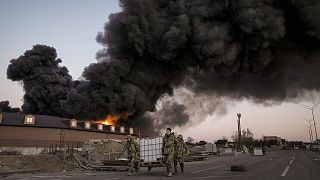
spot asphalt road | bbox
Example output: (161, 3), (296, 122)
(5, 150), (320, 180)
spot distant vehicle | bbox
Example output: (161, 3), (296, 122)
(204, 143), (217, 155)
(253, 147), (264, 156)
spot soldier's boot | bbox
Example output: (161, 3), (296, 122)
(181, 163), (184, 173)
(167, 172), (172, 177)
(127, 171), (132, 176)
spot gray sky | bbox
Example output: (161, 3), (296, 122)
(0, 0), (319, 142)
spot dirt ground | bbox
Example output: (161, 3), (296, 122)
(89, 140), (126, 163)
(0, 154), (78, 173)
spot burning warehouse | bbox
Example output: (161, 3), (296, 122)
(0, 112), (136, 154)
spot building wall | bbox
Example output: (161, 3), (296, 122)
(0, 126), (127, 147)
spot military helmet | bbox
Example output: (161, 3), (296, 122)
(177, 134), (183, 139)
(127, 135), (132, 139)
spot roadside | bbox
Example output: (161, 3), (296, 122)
(0, 153), (78, 175)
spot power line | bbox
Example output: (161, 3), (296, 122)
(298, 103), (320, 141)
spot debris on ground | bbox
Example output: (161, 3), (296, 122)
(0, 154), (78, 173)
(90, 140), (126, 162)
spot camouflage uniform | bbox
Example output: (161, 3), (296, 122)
(174, 135), (188, 173)
(163, 132), (176, 176)
(124, 136), (140, 176)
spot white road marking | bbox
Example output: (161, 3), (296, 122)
(315, 159), (319, 161)
(289, 160), (293, 164)
(192, 165), (225, 173)
(292, 153), (295, 160)
(281, 166), (290, 177)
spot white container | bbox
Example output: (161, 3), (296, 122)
(139, 137), (163, 162)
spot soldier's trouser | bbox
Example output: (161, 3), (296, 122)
(128, 157), (139, 172)
(174, 158), (184, 173)
(180, 162), (184, 173)
(164, 153), (174, 174)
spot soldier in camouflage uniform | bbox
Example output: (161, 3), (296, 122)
(124, 135), (140, 176)
(174, 134), (188, 174)
(162, 128), (176, 177)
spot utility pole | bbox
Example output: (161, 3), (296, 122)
(304, 119), (314, 149)
(299, 103), (319, 141)
(57, 129), (65, 160)
(237, 113), (242, 151)
(58, 129), (65, 151)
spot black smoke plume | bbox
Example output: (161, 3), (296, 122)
(7, 45), (73, 116)
(6, 0), (320, 135)
(0, 101), (21, 113)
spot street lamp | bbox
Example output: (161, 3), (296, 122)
(237, 113), (242, 151)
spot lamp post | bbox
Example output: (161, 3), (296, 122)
(237, 113), (242, 151)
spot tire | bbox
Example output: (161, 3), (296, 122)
(230, 165), (246, 171)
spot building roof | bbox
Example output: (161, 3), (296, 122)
(0, 112), (134, 135)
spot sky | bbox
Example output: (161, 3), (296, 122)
(0, 0), (319, 143)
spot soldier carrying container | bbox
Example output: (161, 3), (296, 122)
(162, 128), (176, 177)
(174, 134), (188, 174)
(123, 135), (140, 176)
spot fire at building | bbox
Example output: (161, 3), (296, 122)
(0, 112), (136, 154)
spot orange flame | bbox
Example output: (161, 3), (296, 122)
(95, 114), (128, 125)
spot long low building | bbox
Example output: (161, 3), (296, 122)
(0, 112), (136, 148)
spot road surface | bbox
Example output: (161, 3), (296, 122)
(4, 150), (320, 180)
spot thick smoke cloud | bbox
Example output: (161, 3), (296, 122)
(0, 101), (21, 113)
(6, 0), (320, 135)
(7, 45), (72, 116)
